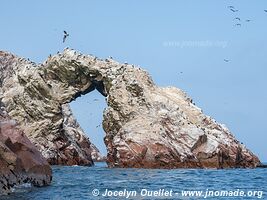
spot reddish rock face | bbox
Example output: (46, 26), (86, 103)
(0, 109), (52, 194)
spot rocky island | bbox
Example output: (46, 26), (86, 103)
(0, 49), (261, 186)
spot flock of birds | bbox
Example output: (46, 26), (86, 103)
(62, 7), (267, 44)
(228, 5), (251, 27)
(223, 6), (267, 62)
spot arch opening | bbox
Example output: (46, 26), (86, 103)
(70, 89), (107, 162)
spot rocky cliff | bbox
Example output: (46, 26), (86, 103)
(0, 49), (261, 168)
(0, 104), (52, 194)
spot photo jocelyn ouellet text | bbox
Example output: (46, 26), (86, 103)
(92, 188), (264, 199)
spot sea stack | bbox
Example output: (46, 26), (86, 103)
(0, 49), (261, 169)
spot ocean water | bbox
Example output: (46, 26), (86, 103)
(1, 162), (266, 200)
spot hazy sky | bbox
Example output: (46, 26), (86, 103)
(1, 1), (266, 161)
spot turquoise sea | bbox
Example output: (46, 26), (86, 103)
(1, 162), (266, 200)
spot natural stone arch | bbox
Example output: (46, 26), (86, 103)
(0, 49), (260, 168)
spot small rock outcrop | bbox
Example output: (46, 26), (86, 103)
(0, 49), (261, 168)
(0, 105), (52, 194)
(89, 143), (106, 162)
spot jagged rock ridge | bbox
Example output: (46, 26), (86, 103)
(0, 49), (261, 168)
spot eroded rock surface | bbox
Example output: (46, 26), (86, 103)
(0, 105), (52, 194)
(0, 49), (261, 168)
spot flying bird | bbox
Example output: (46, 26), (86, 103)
(234, 17), (241, 21)
(230, 9), (238, 12)
(63, 31), (69, 43)
(234, 23), (241, 26)
(224, 59), (230, 62)
(246, 19), (251, 22)
(264, 10), (267, 12)
(228, 6), (235, 9)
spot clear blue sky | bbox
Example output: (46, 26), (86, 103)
(1, 1), (266, 161)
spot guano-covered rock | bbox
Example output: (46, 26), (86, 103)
(0, 49), (261, 169)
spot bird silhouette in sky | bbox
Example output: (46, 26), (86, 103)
(234, 23), (241, 27)
(264, 10), (267, 12)
(230, 9), (238, 12)
(228, 6), (235, 9)
(224, 59), (230, 62)
(246, 19), (251, 22)
(63, 31), (69, 43)
(234, 17), (241, 21)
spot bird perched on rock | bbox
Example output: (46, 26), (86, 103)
(63, 31), (69, 43)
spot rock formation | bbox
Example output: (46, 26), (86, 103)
(0, 49), (261, 168)
(0, 104), (52, 194)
